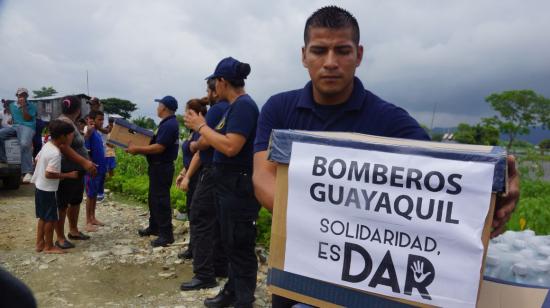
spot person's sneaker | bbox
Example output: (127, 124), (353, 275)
(180, 277), (218, 291)
(22, 173), (32, 184)
(204, 287), (236, 308)
(97, 194), (105, 202)
(150, 237), (174, 247)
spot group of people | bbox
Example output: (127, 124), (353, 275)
(24, 95), (118, 253)
(12, 5), (521, 308)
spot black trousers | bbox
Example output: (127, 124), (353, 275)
(147, 162), (174, 240)
(214, 166), (260, 308)
(190, 166), (227, 281)
(186, 167), (201, 252)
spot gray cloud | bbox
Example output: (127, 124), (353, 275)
(1, 0), (549, 127)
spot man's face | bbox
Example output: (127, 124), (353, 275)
(302, 27), (363, 103)
(157, 103), (166, 118)
(17, 94), (27, 105)
(94, 115), (104, 128)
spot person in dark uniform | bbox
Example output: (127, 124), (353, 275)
(0, 266), (37, 308)
(176, 98), (207, 260)
(185, 57), (260, 308)
(127, 95), (180, 247)
(252, 6), (521, 308)
(179, 80), (230, 291)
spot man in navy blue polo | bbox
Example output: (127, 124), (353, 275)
(253, 6), (520, 308)
(127, 95), (180, 247)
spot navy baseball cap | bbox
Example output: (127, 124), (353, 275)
(205, 57), (247, 80)
(155, 95), (178, 111)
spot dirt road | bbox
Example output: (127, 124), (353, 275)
(0, 185), (271, 307)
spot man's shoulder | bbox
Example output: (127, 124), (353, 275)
(363, 90), (412, 118)
(262, 88), (304, 113)
(162, 116), (179, 129)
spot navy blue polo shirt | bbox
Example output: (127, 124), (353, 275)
(213, 95), (259, 168)
(254, 77), (430, 153)
(199, 100), (230, 166)
(181, 131), (199, 169)
(147, 115), (179, 163)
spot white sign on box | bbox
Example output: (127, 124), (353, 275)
(284, 142), (495, 307)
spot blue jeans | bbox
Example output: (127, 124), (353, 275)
(13, 125), (35, 174)
(0, 127), (17, 162)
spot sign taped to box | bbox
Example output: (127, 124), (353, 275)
(267, 130), (507, 308)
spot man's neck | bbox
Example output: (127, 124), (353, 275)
(312, 81), (354, 106)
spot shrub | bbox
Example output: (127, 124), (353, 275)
(105, 148), (187, 212)
(506, 179), (550, 235)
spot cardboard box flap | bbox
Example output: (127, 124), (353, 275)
(267, 129), (507, 193)
(113, 118), (154, 137)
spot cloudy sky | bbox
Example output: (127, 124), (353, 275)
(1, 0), (549, 127)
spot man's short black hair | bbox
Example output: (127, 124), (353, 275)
(88, 110), (104, 120)
(49, 119), (75, 139)
(304, 6), (360, 45)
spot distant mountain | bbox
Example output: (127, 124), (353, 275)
(431, 126), (549, 145)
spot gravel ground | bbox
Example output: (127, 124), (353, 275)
(0, 184), (271, 307)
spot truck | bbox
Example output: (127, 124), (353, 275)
(1, 93), (91, 190)
(0, 137), (21, 189)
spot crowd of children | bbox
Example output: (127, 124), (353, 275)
(32, 98), (117, 254)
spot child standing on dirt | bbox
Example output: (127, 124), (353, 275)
(84, 110), (106, 232)
(104, 117), (117, 178)
(31, 119), (79, 254)
(97, 117), (117, 202)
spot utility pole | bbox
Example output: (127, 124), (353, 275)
(86, 70), (90, 96)
(430, 101), (438, 131)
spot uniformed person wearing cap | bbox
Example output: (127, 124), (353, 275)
(127, 96), (180, 247)
(185, 57), (260, 308)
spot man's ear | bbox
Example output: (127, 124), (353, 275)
(301, 46), (307, 68)
(356, 44), (364, 67)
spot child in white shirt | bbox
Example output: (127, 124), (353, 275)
(31, 120), (79, 254)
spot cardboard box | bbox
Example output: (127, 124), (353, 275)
(478, 277), (550, 308)
(107, 118), (154, 149)
(266, 130), (508, 308)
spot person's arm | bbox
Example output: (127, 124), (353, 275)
(491, 155), (520, 238)
(126, 142), (165, 155)
(45, 170), (79, 179)
(186, 110), (246, 157)
(184, 110), (247, 157)
(196, 136), (210, 151)
(179, 152), (202, 191)
(98, 126), (110, 134)
(58, 143), (97, 176)
(253, 151), (278, 212)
